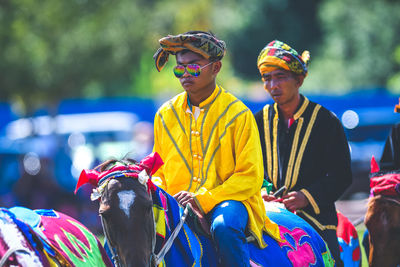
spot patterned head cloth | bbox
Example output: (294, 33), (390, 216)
(257, 40), (310, 76)
(153, 32), (226, 72)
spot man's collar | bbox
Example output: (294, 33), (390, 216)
(184, 85), (220, 111)
(275, 95), (309, 120)
(293, 95), (309, 120)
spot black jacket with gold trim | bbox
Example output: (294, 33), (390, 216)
(380, 122), (400, 171)
(254, 95), (352, 232)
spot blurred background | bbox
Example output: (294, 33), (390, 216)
(1, 0), (400, 235)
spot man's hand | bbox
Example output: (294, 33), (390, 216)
(173, 191), (202, 216)
(282, 191), (309, 211)
(261, 190), (278, 202)
(173, 191), (194, 206)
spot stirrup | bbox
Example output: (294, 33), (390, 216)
(246, 236), (255, 243)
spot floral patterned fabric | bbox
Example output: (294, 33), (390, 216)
(151, 185), (335, 267)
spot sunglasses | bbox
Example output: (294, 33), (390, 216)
(173, 62), (214, 78)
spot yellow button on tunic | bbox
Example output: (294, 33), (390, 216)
(153, 85), (281, 247)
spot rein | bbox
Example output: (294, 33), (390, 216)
(153, 204), (190, 266)
(0, 247), (32, 267)
(100, 214), (121, 267)
(376, 194), (400, 206)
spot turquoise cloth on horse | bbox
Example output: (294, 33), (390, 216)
(1, 206), (112, 267)
(152, 187), (334, 266)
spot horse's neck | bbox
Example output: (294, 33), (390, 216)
(0, 210), (43, 266)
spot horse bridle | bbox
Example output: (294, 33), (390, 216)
(0, 247), (32, 267)
(376, 194), (400, 206)
(99, 195), (157, 267)
(98, 177), (137, 267)
(153, 204), (190, 266)
(98, 176), (191, 267)
(100, 213), (121, 267)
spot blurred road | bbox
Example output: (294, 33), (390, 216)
(336, 198), (368, 226)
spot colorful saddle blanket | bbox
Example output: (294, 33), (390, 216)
(152, 187), (335, 267)
(4, 206), (112, 267)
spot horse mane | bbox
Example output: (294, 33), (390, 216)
(367, 195), (383, 210)
(97, 158), (138, 172)
(367, 195), (400, 212)
(365, 187), (400, 266)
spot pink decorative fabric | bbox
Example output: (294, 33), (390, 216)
(75, 152), (163, 194)
(370, 156), (400, 196)
(37, 210), (112, 267)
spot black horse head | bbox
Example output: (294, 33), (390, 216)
(76, 153), (163, 267)
(100, 173), (155, 267)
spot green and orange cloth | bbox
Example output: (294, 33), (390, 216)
(153, 32), (226, 72)
(257, 40), (310, 76)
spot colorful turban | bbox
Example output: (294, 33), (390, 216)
(153, 32), (226, 72)
(257, 40), (310, 76)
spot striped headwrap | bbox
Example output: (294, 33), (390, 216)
(257, 40), (310, 76)
(153, 32), (226, 72)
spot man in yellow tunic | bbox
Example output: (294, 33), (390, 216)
(152, 31), (280, 266)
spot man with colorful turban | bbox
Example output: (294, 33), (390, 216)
(254, 40), (352, 266)
(152, 31), (281, 267)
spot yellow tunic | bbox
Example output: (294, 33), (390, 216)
(153, 85), (280, 247)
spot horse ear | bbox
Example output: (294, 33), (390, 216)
(74, 169), (101, 194)
(370, 156), (380, 173)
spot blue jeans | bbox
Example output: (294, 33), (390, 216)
(208, 200), (250, 267)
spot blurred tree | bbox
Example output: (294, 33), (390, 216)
(2, 0), (400, 115)
(0, 0), (153, 113)
(0, 0), (220, 114)
(388, 44), (400, 93)
(215, 0), (322, 80)
(305, 0), (400, 93)
(214, 0), (400, 95)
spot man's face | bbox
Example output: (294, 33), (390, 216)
(175, 51), (215, 95)
(261, 69), (303, 106)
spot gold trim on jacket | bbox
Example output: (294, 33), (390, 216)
(262, 97), (321, 193)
